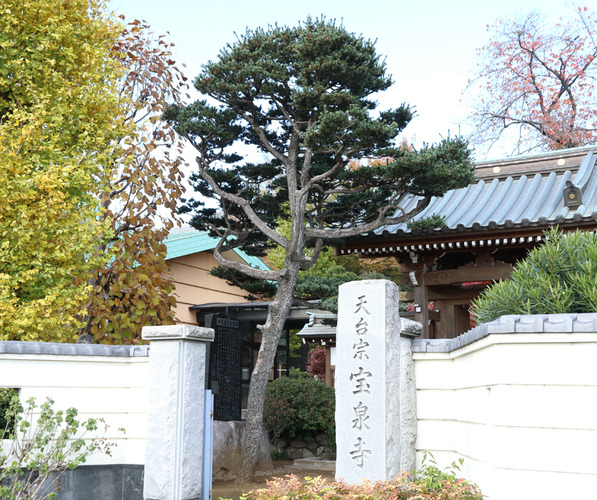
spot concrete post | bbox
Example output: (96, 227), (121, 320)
(142, 325), (214, 500)
(399, 336), (417, 473)
(335, 280), (401, 482)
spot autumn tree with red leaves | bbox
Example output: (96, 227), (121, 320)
(467, 7), (597, 155)
(306, 346), (327, 382)
(78, 20), (188, 343)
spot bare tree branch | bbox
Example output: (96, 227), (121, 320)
(213, 238), (280, 281)
(305, 196), (431, 239)
(195, 158), (290, 249)
(300, 238), (325, 271)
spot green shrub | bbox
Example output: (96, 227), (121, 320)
(0, 388), (18, 438)
(473, 228), (597, 324)
(415, 452), (473, 493)
(0, 396), (123, 500)
(264, 369), (335, 445)
(270, 449), (287, 461)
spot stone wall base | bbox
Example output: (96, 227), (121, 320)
(28, 421), (270, 497)
(271, 435), (336, 461)
(213, 420), (272, 481)
(42, 464), (144, 500)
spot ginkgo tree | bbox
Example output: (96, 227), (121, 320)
(0, 0), (125, 341)
(467, 6), (597, 154)
(0, 1), (187, 343)
(166, 18), (475, 481)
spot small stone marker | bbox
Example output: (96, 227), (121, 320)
(335, 280), (401, 482)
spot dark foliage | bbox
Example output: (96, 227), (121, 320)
(264, 369), (335, 444)
(306, 346), (327, 381)
(165, 18), (475, 260)
(407, 214), (447, 232)
(0, 388), (18, 438)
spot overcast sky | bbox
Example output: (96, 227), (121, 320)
(110, 0), (579, 162)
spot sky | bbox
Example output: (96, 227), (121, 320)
(110, 0), (579, 164)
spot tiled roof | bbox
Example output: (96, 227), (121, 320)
(164, 228), (270, 271)
(372, 149), (597, 239)
(296, 312), (337, 340)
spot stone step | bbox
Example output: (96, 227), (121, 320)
(291, 458), (336, 472)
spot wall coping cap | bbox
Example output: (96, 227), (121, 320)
(142, 324), (215, 342)
(0, 341), (149, 357)
(412, 312), (597, 353)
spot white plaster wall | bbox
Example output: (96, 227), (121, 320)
(414, 332), (597, 500)
(0, 353), (149, 465)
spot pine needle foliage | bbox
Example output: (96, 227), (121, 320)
(166, 17), (475, 481)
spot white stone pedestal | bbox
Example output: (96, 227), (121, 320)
(142, 325), (214, 500)
(335, 280), (401, 482)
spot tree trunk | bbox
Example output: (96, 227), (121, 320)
(237, 271), (299, 483)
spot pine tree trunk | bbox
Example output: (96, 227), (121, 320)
(237, 272), (299, 483)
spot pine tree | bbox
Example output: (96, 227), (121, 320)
(166, 18), (475, 481)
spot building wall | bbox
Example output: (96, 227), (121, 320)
(0, 343), (149, 466)
(413, 325), (597, 500)
(0, 338), (269, 494)
(168, 250), (248, 325)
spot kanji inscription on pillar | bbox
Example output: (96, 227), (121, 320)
(335, 280), (401, 482)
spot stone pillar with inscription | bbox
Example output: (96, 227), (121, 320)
(335, 280), (401, 482)
(142, 325), (214, 500)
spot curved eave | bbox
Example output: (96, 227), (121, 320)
(349, 148), (597, 255)
(341, 213), (597, 256)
